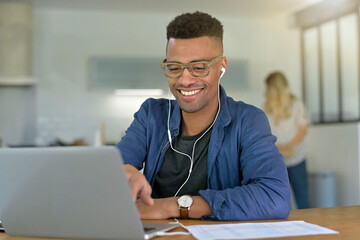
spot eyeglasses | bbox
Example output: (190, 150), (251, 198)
(161, 56), (223, 78)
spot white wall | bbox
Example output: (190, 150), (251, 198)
(0, 87), (36, 146)
(33, 9), (168, 144)
(32, 6), (301, 145)
(306, 123), (360, 206)
(225, 12), (302, 106)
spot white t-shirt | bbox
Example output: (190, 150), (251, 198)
(266, 98), (308, 167)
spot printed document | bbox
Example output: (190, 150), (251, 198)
(185, 220), (338, 240)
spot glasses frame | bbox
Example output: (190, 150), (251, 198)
(161, 56), (223, 78)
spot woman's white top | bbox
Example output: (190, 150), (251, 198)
(266, 98), (309, 167)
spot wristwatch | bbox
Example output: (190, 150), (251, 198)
(177, 195), (193, 219)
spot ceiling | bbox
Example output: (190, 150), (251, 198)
(26, 0), (323, 18)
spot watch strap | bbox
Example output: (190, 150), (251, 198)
(179, 206), (189, 219)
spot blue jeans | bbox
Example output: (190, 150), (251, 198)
(287, 160), (310, 209)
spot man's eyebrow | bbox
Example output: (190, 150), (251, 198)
(165, 60), (182, 64)
(190, 58), (209, 63)
(165, 58), (209, 64)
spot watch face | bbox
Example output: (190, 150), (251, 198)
(178, 195), (193, 208)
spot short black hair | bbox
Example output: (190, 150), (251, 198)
(166, 11), (223, 41)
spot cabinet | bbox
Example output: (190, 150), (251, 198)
(0, 2), (35, 86)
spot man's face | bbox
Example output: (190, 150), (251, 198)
(165, 36), (226, 114)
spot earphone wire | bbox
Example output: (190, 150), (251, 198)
(167, 69), (223, 197)
(151, 218), (191, 237)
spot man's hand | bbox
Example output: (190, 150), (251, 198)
(124, 164), (154, 206)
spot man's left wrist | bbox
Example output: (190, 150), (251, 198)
(165, 197), (181, 218)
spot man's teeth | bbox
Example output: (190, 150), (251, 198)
(180, 89), (201, 96)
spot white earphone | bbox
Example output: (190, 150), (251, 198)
(220, 67), (226, 79)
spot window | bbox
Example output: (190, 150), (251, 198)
(297, 0), (360, 123)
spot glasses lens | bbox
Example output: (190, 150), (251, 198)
(190, 63), (209, 77)
(165, 64), (182, 77)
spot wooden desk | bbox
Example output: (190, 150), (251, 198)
(1, 205), (359, 240)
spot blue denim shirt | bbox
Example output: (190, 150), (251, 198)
(116, 86), (290, 221)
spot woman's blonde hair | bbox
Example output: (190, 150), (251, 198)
(264, 71), (295, 123)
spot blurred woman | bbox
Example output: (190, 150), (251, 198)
(264, 71), (310, 209)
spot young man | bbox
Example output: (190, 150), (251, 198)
(116, 11), (290, 221)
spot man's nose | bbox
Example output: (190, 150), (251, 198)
(178, 67), (195, 85)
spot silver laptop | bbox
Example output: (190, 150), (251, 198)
(0, 147), (178, 239)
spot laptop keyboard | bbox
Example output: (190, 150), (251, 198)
(144, 227), (155, 232)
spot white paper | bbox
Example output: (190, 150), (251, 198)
(185, 220), (338, 240)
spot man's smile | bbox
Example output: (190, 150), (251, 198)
(179, 89), (201, 96)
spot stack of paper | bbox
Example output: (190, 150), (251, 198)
(185, 221), (338, 240)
